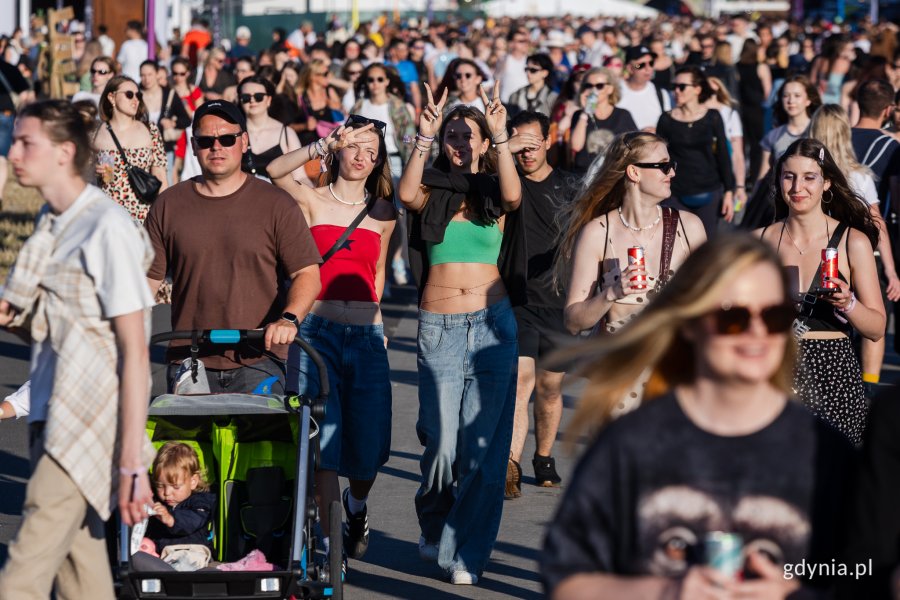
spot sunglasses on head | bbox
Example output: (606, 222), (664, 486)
(525, 66), (544, 73)
(347, 114), (387, 133)
(705, 303), (797, 335)
(116, 90), (143, 101)
(239, 92), (268, 104)
(193, 132), (242, 149)
(455, 72), (478, 80)
(582, 82), (607, 91)
(91, 68), (111, 76)
(633, 161), (677, 175)
(672, 83), (695, 91)
(367, 76), (387, 84)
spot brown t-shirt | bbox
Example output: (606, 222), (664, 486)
(145, 175), (321, 369)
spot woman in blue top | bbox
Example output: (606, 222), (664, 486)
(398, 81), (529, 585)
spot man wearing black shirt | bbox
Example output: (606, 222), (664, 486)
(0, 59), (32, 156)
(500, 111), (577, 498)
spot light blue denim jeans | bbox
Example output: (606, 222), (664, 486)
(415, 298), (518, 577)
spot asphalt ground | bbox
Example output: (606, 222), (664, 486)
(0, 286), (897, 599)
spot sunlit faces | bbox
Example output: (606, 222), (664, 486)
(512, 120), (550, 175)
(8, 116), (76, 185)
(238, 82), (270, 116)
(192, 114), (248, 178)
(581, 73), (612, 108)
(336, 130), (382, 181)
(442, 117), (488, 171)
(366, 66), (389, 91)
(454, 65), (483, 95)
(687, 261), (790, 384)
(781, 81), (811, 118)
(779, 155), (830, 213)
(110, 80), (141, 118)
(672, 74), (699, 107)
(91, 60), (114, 91)
(629, 141), (674, 200)
(139, 64), (158, 90)
(154, 469), (200, 507)
(234, 61), (255, 82)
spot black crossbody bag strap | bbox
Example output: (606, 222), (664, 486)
(796, 223), (847, 325)
(106, 123), (134, 172)
(320, 197), (375, 263)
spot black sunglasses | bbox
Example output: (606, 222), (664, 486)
(632, 60), (654, 70)
(706, 303), (797, 335)
(634, 160), (677, 175)
(91, 68), (111, 76)
(524, 66), (544, 73)
(367, 76), (387, 84)
(455, 72), (478, 80)
(172, 70), (189, 76)
(116, 90), (143, 101)
(672, 83), (696, 91)
(582, 82), (607, 91)
(193, 133), (242, 149)
(239, 92), (268, 104)
(347, 114), (387, 133)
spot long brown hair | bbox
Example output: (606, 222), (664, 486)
(557, 233), (797, 440)
(553, 131), (665, 290)
(322, 121), (393, 200)
(99, 76), (149, 124)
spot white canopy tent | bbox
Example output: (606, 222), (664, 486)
(483, 0), (659, 18)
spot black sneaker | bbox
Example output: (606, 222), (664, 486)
(342, 488), (370, 559)
(532, 455), (562, 487)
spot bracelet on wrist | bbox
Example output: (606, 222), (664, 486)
(416, 133), (435, 141)
(838, 292), (857, 313)
(491, 134), (509, 144)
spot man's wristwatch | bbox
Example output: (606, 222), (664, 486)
(280, 312), (298, 327)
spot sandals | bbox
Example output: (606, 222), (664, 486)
(505, 458), (522, 499)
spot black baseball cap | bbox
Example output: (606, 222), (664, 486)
(192, 100), (246, 131)
(625, 45), (657, 63)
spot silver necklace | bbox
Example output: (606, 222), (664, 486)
(783, 217), (830, 255)
(329, 183), (368, 206)
(618, 205), (662, 232)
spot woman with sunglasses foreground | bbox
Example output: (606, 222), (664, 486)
(267, 120), (397, 578)
(542, 234), (854, 599)
(557, 131), (706, 412)
(397, 81), (521, 585)
(756, 139), (884, 447)
(92, 75), (168, 223)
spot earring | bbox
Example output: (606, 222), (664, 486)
(822, 189), (833, 204)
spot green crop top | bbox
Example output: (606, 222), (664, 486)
(427, 220), (503, 266)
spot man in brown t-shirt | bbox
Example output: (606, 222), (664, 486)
(145, 100), (321, 393)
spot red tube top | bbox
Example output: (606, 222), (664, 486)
(311, 225), (381, 302)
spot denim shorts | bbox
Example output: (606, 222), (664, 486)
(286, 313), (392, 480)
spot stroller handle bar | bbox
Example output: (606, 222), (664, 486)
(149, 329), (330, 399)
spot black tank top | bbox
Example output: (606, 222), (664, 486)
(736, 63), (764, 108)
(242, 125), (287, 177)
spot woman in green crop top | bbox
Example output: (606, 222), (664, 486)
(397, 82), (529, 585)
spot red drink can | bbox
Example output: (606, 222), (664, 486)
(628, 246), (647, 290)
(822, 248), (838, 289)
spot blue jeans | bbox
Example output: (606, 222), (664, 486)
(287, 314), (392, 480)
(415, 298), (518, 577)
(0, 113), (14, 156)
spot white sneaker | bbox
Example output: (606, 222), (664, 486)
(450, 570), (478, 585)
(392, 258), (409, 286)
(418, 536), (438, 562)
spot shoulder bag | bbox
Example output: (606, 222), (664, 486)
(106, 123), (162, 205)
(320, 196), (375, 263)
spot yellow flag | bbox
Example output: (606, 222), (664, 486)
(352, 0), (359, 31)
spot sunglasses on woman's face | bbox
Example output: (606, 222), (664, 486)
(347, 70), (363, 76)
(239, 92), (268, 103)
(705, 303), (797, 335)
(582, 82), (607, 91)
(525, 66), (544, 74)
(367, 76), (387, 84)
(455, 72), (477, 80)
(91, 68), (111, 76)
(116, 90), (143, 101)
(193, 132), (242, 149)
(672, 83), (695, 92)
(633, 161), (677, 175)
(172, 70), (188, 77)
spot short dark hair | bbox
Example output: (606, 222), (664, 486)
(508, 110), (550, 138)
(139, 59), (159, 72)
(526, 52), (554, 75)
(857, 78), (894, 118)
(98, 24), (108, 34)
(126, 20), (143, 32)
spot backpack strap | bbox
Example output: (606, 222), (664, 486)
(860, 134), (894, 168)
(654, 83), (665, 112)
(320, 196), (376, 263)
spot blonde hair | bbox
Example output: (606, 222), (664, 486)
(706, 75), (737, 108)
(809, 103), (874, 181)
(580, 67), (621, 106)
(557, 234), (797, 442)
(298, 59), (329, 94)
(553, 131), (665, 291)
(152, 442), (210, 492)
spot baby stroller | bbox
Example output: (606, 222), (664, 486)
(115, 329), (343, 600)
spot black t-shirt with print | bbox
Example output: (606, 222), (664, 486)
(541, 392), (854, 594)
(572, 107), (638, 174)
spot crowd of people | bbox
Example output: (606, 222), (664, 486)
(1, 9), (900, 599)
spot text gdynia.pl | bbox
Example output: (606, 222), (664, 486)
(783, 559), (873, 580)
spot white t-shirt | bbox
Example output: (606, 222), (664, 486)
(29, 185), (155, 422)
(71, 91), (101, 107)
(358, 99), (398, 154)
(849, 169), (879, 206)
(117, 38), (149, 82)
(617, 81), (671, 131)
(717, 105), (744, 140)
(498, 54), (529, 103)
(4, 380), (30, 418)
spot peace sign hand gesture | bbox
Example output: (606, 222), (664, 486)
(324, 122), (375, 153)
(480, 80), (508, 138)
(419, 83), (448, 138)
